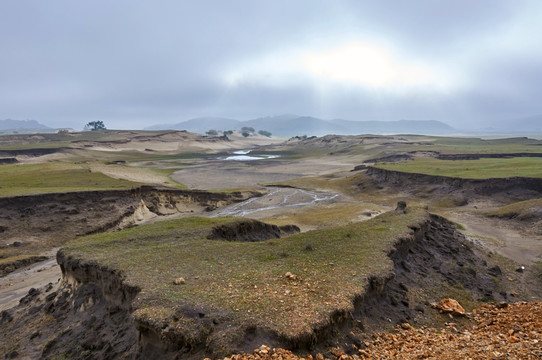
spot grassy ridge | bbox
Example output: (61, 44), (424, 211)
(374, 157), (542, 179)
(484, 198), (542, 219)
(64, 209), (428, 337)
(0, 162), (143, 196)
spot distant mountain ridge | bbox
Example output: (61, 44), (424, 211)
(145, 117), (241, 133)
(145, 115), (456, 136)
(0, 119), (50, 130)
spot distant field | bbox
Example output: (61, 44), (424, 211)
(0, 163), (142, 196)
(64, 209), (427, 338)
(374, 157), (542, 179)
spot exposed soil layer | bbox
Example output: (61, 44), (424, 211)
(0, 158), (17, 165)
(208, 219), (301, 242)
(0, 148), (69, 157)
(363, 154), (414, 163)
(435, 152), (542, 160)
(0, 214), (524, 359)
(0, 256), (48, 277)
(363, 152), (542, 164)
(361, 166), (542, 201)
(0, 187), (260, 276)
(225, 301), (542, 359)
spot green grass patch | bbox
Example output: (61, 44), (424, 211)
(64, 208), (428, 338)
(484, 198), (542, 220)
(374, 157), (542, 179)
(0, 162), (143, 196)
(264, 202), (383, 230)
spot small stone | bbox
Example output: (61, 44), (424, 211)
(487, 265), (502, 277)
(395, 201), (407, 212)
(173, 277), (185, 285)
(285, 272), (299, 281)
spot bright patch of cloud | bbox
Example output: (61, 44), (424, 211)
(222, 41), (457, 92)
(301, 42), (427, 87)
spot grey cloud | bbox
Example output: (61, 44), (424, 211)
(1, 1), (541, 130)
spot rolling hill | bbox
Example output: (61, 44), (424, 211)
(145, 115), (456, 136)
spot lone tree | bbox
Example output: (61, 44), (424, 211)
(85, 121), (106, 131)
(258, 130), (272, 137)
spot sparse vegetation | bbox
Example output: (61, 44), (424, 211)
(374, 157), (542, 179)
(64, 208), (428, 337)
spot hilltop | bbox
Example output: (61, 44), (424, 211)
(144, 115), (456, 137)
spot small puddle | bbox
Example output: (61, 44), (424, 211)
(223, 150), (281, 161)
(209, 187), (339, 217)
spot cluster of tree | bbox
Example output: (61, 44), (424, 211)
(205, 127), (272, 138)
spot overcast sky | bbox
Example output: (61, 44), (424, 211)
(1, 1), (541, 130)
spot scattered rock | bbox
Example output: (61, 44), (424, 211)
(173, 277), (186, 285)
(284, 272), (300, 281)
(226, 302), (542, 359)
(432, 298), (466, 316)
(516, 265), (525, 273)
(487, 265), (502, 277)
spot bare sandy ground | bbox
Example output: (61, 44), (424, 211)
(0, 249), (61, 311)
(73, 132), (283, 154)
(171, 157), (353, 190)
(446, 212), (542, 265)
(89, 163), (174, 186)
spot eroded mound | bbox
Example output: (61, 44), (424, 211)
(207, 219), (300, 242)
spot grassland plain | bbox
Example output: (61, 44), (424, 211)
(0, 162), (143, 197)
(277, 135), (542, 161)
(373, 157), (542, 179)
(63, 208), (427, 339)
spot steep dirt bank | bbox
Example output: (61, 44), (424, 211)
(435, 152), (542, 160)
(360, 165), (542, 201)
(363, 152), (542, 164)
(0, 148), (70, 157)
(1, 213), (522, 359)
(0, 187), (260, 276)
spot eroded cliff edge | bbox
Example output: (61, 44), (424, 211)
(1, 212), (515, 359)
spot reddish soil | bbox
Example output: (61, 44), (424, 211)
(224, 301), (542, 359)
